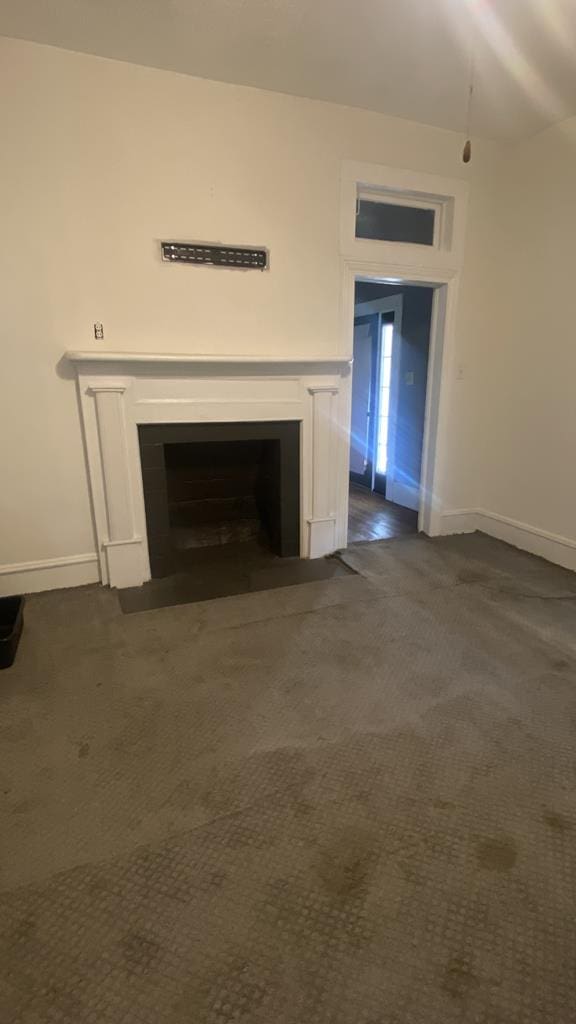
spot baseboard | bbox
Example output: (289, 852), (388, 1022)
(0, 553), (100, 597)
(440, 508), (576, 573)
(386, 479), (419, 512)
(308, 517), (337, 559)
(3, 506), (576, 597)
(439, 509), (478, 535)
(476, 510), (576, 573)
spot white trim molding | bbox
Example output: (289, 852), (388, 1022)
(307, 385), (340, 557)
(67, 351), (350, 370)
(339, 161), (469, 544)
(0, 553), (99, 597)
(341, 160), (469, 271)
(440, 508), (576, 573)
(439, 509), (480, 536)
(66, 351), (352, 588)
(340, 259), (460, 539)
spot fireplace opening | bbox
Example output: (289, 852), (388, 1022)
(138, 421), (301, 579)
(165, 439), (283, 555)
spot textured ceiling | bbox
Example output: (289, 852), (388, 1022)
(2, 0), (576, 140)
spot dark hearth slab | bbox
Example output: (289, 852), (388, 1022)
(118, 545), (354, 614)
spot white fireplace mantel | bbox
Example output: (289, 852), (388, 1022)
(66, 350), (353, 588)
(67, 350), (351, 370)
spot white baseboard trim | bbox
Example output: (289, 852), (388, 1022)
(0, 553), (100, 597)
(440, 508), (576, 573)
(387, 479), (420, 512)
(476, 510), (576, 573)
(438, 509), (478, 535)
(3, 505), (576, 598)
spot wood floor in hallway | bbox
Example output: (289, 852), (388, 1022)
(348, 482), (418, 543)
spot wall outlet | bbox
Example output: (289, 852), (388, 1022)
(94, 322), (104, 340)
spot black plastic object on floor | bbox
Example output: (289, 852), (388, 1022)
(0, 596), (24, 669)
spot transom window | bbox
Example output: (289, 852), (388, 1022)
(356, 199), (435, 247)
(354, 186), (448, 250)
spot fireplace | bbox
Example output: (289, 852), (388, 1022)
(139, 422), (300, 577)
(66, 351), (351, 589)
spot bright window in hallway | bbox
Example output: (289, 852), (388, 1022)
(376, 322), (394, 475)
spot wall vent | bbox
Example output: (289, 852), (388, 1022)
(161, 241), (268, 270)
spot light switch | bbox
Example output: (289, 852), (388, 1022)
(405, 371), (414, 386)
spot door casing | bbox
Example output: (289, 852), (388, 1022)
(338, 260), (458, 546)
(349, 312), (379, 490)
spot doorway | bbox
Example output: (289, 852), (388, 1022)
(348, 280), (434, 543)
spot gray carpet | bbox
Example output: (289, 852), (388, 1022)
(2, 531), (576, 1023)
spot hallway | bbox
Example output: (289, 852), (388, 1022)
(347, 482), (418, 543)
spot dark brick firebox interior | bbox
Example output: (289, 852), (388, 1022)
(139, 422), (300, 578)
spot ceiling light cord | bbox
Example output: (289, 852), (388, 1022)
(463, 58), (474, 164)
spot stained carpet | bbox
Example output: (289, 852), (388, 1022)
(1, 532), (576, 1023)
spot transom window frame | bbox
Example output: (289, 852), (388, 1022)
(341, 161), (469, 271)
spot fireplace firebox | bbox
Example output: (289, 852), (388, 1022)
(139, 421), (300, 578)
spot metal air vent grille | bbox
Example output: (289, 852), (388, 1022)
(161, 242), (268, 269)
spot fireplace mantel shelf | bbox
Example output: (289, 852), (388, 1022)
(66, 350), (352, 369)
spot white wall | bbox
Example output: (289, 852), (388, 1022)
(0, 37), (503, 580)
(473, 117), (576, 567)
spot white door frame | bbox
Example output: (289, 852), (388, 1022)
(353, 294), (404, 506)
(338, 259), (459, 543)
